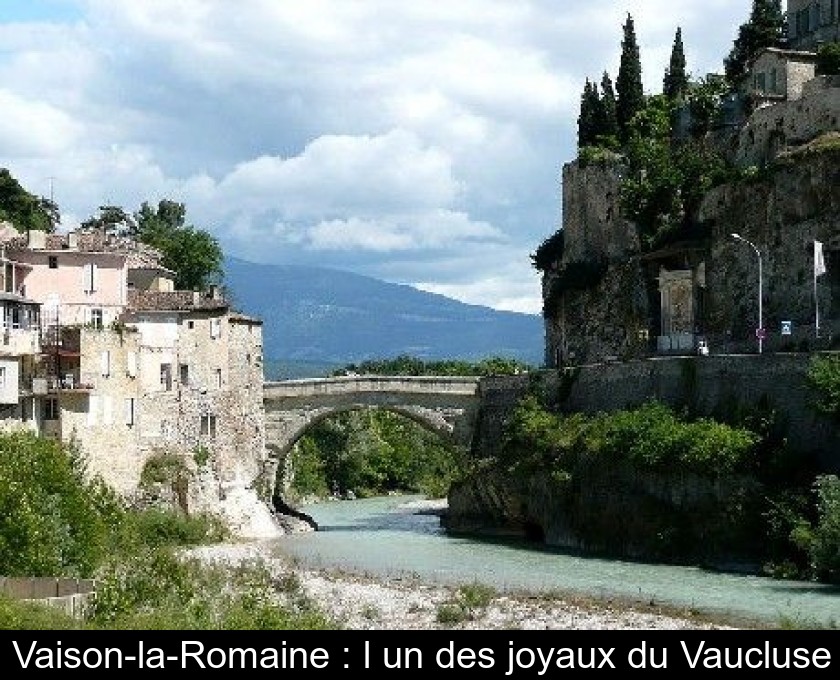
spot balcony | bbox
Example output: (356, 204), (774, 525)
(29, 373), (95, 394)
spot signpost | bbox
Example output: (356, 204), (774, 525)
(781, 321), (792, 336)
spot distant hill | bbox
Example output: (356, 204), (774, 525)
(223, 257), (544, 376)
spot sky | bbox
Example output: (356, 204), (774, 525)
(0, 0), (756, 314)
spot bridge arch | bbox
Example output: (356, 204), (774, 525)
(263, 375), (480, 497)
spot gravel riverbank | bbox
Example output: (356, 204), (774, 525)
(187, 533), (744, 630)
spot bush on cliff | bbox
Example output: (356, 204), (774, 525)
(807, 354), (840, 421)
(492, 397), (796, 565)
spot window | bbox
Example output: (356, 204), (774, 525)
(160, 363), (172, 391)
(210, 318), (221, 339)
(0, 367), (5, 389)
(90, 308), (104, 329)
(200, 414), (217, 438)
(124, 397), (136, 426)
(770, 68), (778, 95)
(187, 320), (195, 330)
(44, 398), (59, 421)
(100, 350), (111, 377)
(48, 256), (58, 269)
(83, 262), (99, 293)
(214, 368), (223, 390)
(127, 351), (137, 378)
(179, 364), (189, 386)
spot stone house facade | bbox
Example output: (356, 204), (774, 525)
(0, 226), (267, 502)
(787, 0), (840, 50)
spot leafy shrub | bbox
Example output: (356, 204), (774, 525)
(816, 42), (840, 76)
(125, 509), (228, 549)
(807, 354), (840, 420)
(0, 432), (123, 577)
(792, 475), (840, 584)
(88, 549), (335, 629)
(531, 229), (565, 272)
(0, 594), (81, 630)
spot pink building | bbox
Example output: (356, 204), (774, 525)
(7, 230), (128, 328)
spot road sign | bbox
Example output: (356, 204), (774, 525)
(781, 321), (792, 336)
(756, 327), (767, 340)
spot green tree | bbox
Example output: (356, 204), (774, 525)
(81, 205), (136, 236)
(597, 72), (620, 148)
(724, 0), (784, 85)
(135, 200), (223, 291)
(663, 27), (689, 100)
(577, 79), (601, 148)
(0, 433), (122, 577)
(0, 168), (59, 232)
(816, 42), (840, 76)
(616, 14), (645, 144)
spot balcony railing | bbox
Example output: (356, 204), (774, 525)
(28, 374), (95, 394)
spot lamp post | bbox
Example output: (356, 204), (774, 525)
(731, 233), (763, 354)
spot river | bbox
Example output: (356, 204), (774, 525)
(267, 495), (840, 628)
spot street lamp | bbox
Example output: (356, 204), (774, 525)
(731, 233), (763, 354)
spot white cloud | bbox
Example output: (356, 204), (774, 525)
(0, 0), (754, 312)
(0, 89), (81, 156)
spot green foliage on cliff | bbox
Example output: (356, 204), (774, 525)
(502, 397), (758, 477)
(290, 410), (462, 500)
(531, 229), (565, 272)
(619, 95), (729, 250)
(486, 396), (833, 575)
(816, 42), (840, 76)
(807, 354), (840, 421)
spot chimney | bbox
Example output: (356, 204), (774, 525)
(27, 230), (46, 250)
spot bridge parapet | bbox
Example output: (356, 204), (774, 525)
(264, 375), (480, 399)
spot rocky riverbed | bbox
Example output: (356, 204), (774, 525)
(187, 496), (744, 630)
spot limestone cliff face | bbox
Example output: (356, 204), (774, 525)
(445, 463), (764, 564)
(544, 139), (840, 365)
(700, 141), (840, 350)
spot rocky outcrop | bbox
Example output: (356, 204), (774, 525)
(444, 464), (765, 566)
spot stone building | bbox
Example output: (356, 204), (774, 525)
(787, 0), (840, 50)
(744, 48), (818, 107)
(0, 226), (267, 504)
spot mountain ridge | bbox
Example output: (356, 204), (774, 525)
(223, 256), (544, 368)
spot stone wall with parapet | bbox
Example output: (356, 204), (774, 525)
(736, 76), (840, 168)
(473, 356), (838, 471)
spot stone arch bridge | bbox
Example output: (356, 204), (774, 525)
(263, 376), (482, 469)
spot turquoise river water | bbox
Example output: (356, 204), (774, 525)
(267, 495), (840, 628)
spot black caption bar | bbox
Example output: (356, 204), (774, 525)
(3, 630), (837, 676)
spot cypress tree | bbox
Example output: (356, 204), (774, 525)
(616, 13), (645, 144)
(663, 27), (689, 100)
(598, 72), (619, 145)
(724, 0), (785, 85)
(577, 79), (601, 148)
